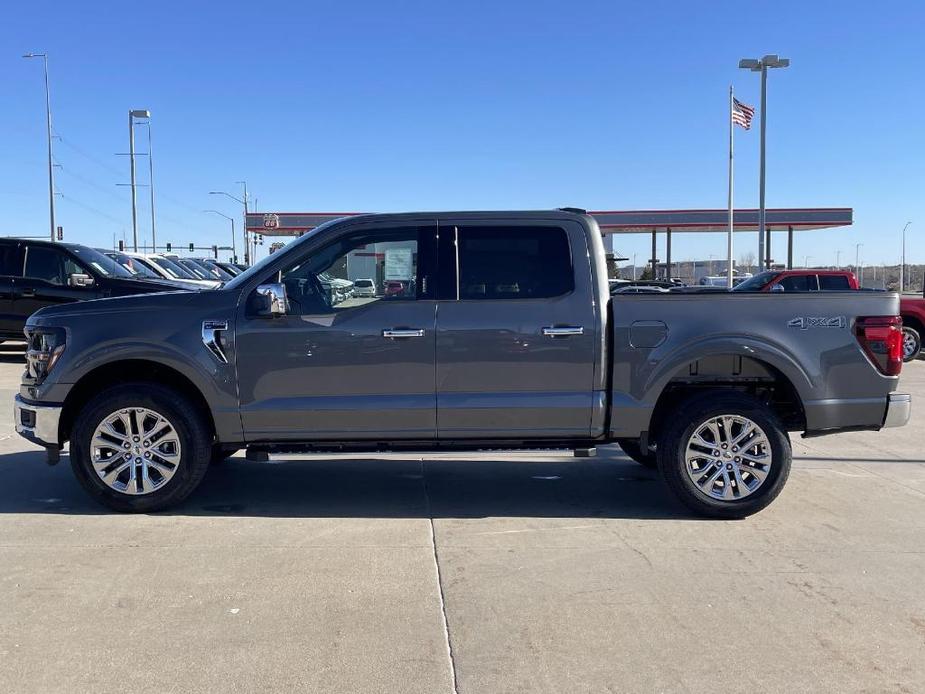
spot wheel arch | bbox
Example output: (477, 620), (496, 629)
(645, 354), (806, 444)
(59, 359), (216, 444)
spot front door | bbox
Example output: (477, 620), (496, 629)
(13, 244), (100, 319)
(235, 222), (439, 441)
(435, 219), (598, 439)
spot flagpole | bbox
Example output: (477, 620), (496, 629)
(727, 85), (734, 289)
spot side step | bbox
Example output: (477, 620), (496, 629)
(573, 447), (597, 458)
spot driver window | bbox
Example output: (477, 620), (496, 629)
(280, 226), (422, 315)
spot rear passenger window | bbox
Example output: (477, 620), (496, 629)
(456, 226), (573, 300)
(0, 244), (22, 277)
(24, 247), (65, 285)
(777, 275), (817, 292)
(819, 275), (851, 290)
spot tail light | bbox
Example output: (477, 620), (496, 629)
(855, 316), (903, 376)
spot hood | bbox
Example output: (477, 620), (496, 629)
(103, 276), (198, 294)
(27, 287), (235, 325)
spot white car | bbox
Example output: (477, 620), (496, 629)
(122, 252), (219, 289)
(353, 278), (377, 297)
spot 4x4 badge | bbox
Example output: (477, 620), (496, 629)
(788, 316), (847, 330)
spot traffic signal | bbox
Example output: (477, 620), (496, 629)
(166, 242), (172, 252)
(118, 239), (124, 252)
(188, 243), (194, 252)
(56, 226), (63, 241)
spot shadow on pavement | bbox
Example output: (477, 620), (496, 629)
(0, 342), (25, 363)
(0, 448), (695, 520)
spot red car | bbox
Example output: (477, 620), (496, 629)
(383, 280), (407, 297)
(732, 269), (860, 292)
(900, 296), (925, 361)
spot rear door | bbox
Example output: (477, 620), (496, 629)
(434, 218), (597, 439)
(0, 241), (24, 337)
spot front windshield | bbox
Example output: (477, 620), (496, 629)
(70, 246), (134, 278)
(106, 252), (160, 279)
(150, 256), (197, 280)
(176, 258), (212, 280)
(224, 219), (342, 291)
(732, 271), (778, 292)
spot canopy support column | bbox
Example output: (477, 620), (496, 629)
(787, 225), (794, 269)
(650, 228), (657, 277)
(666, 227), (672, 279)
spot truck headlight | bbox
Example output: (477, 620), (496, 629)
(25, 327), (67, 383)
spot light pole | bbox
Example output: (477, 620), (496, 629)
(739, 54), (790, 270)
(804, 255), (812, 268)
(204, 210), (236, 262)
(23, 53), (57, 242)
(900, 221), (911, 293)
(128, 110), (150, 251)
(835, 250), (842, 269)
(209, 182), (250, 265)
(144, 118), (157, 252)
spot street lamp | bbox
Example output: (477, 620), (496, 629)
(128, 110), (150, 251)
(204, 210), (236, 263)
(209, 181), (250, 265)
(900, 221), (911, 293)
(22, 53), (56, 242)
(739, 54), (790, 270)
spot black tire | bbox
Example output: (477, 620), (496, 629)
(655, 390), (791, 519)
(617, 439), (657, 468)
(70, 383), (212, 513)
(902, 326), (921, 362)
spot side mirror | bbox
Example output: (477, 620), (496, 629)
(255, 283), (288, 317)
(68, 273), (95, 288)
(770, 284), (785, 293)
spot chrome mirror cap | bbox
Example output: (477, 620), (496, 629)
(256, 283), (288, 317)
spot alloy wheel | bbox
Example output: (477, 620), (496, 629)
(684, 414), (772, 501)
(90, 408), (182, 495)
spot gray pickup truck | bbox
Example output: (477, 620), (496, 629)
(14, 210), (911, 518)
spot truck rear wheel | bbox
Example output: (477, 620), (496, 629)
(902, 327), (921, 362)
(70, 383), (212, 513)
(616, 439), (656, 468)
(655, 391), (791, 519)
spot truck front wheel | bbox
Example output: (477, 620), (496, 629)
(70, 384), (212, 513)
(655, 391), (791, 519)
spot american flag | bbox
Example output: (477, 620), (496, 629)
(732, 97), (755, 130)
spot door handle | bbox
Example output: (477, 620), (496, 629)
(382, 328), (425, 338)
(19, 288), (35, 298)
(542, 326), (584, 337)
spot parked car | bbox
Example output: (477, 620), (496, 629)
(732, 269), (860, 293)
(104, 251), (215, 290)
(353, 278), (377, 297)
(116, 252), (219, 289)
(188, 258), (236, 282)
(0, 238), (189, 341)
(899, 295), (925, 361)
(384, 280), (407, 297)
(14, 210), (910, 518)
(213, 261), (242, 277)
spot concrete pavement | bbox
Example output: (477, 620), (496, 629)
(0, 342), (923, 693)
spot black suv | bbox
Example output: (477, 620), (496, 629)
(0, 238), (189, 341)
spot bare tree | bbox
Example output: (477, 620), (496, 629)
(738, 251), (756, 273)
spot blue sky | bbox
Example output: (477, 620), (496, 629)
(2, 0), (923, 265)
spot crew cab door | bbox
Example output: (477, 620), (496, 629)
(434, 218), (597, 439)
(13, 244), (101, 318)
(234, 221), (439, 440)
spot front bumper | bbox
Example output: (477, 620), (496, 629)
(14, 395), (62, 447)
(883, 393), (912, 428)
